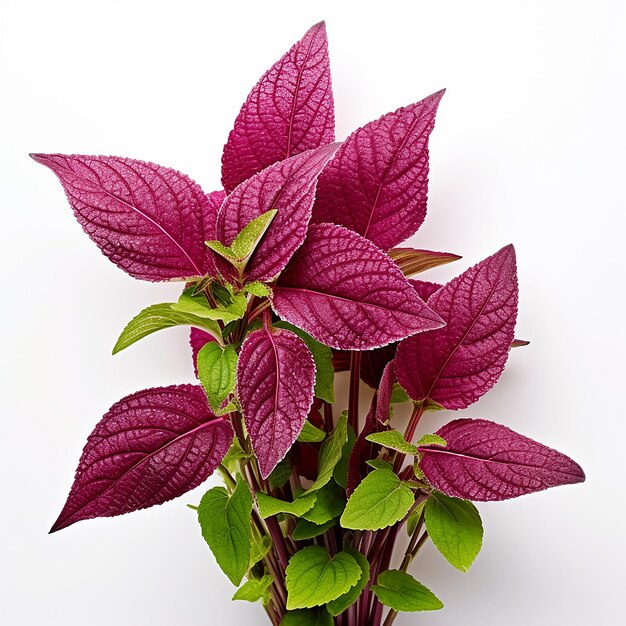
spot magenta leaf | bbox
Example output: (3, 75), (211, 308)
(237, 326), (316, 478)
(312, 91), (444, 250)
(272, 224), (444, 350)
(31, 154), (215, 281)
(221, 22), (335, 193)
(216, 144), (339, 282)
(395, 246), (518, 409)
(51, 385), (234, 532)
(190, 328), (215, 377)
(419, 418), (585, 501)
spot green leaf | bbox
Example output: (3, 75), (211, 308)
(112, 303), (220, 354)
(366, 458), (393, 472)
(297, 420), (326, 443)
(292, 518), (336, 541)
(275, 321), (335, 403)
(424, 492), (483, 572)
(416, 434), (447, 447)
(306, 412), (348, 493)
(333, 425), (356, 488)
(232, 574), (274, 604)
(268, 457), (292, 490)
(197, 343), (237, 414)
(366, 430), (418, 455)
(372, 570), (443, 612)
(171, 287), (247, 323)
(249, 534), (272, 568)
(340, 469), (414, 531)
(285, 546), (362, 609)
(301, 482), (345, 525)
(326, 549), (370, 615)
(390, 383), (410, 404)
(206, 209), (277, 268)
(244, 281), (271, 297)
(406, 500), (427, 536)
(197, 479), (253, 586)
(256, 492), (317, 519)
(221, 437), (252, 473)
(280, 608), (333, 626)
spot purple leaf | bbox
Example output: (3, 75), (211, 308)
(202, 190), (226, 276)
(272, 224), (445, 350)
(312, 91), (444, 249)
(216, 144), (339, 282)
(376, 361), (396, 424)
(419, 418), (585, 501)
(31, 154), (215, 281)
(395, 246), (518, 409)
(408, 279), (443, 302)
(190, 328), (215, 377)
(221, 21), (335, 193)
(51, 385), (233, 532)
(237, 326), (316, 478)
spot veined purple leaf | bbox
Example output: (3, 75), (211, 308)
(221, 22), (335, 193)
(376, 361), (396, 424)
(237, 326), (316, 478)
(51, 385), (233, 532)
(31, 154), (215, 281)
(419, 418), (585, 501)
(203, 190), (226, 276)
(409, 279), (443, 302)
(216, 144), (339, 282)
(190, 328), (215, 377)
(396, 246), (518, 409)
(312, 91), (444, 250)
(272, 224), (444, 350)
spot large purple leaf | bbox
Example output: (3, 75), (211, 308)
(419, 418), (585, 501)
(395, 246), (518, 409)
(31, 154), (215, 281)
(312, 91), (444, 250)
(272, 224), (444, 350)
(237, 326), (316, 478)
(51, 385), (233, 532)
(221, 21), (335, 193)
(216, 144), (339, 282)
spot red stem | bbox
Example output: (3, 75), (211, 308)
(348, 352), (362, 433)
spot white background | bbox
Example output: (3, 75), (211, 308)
(1, 1), (624, 624)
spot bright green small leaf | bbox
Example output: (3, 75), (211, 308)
(298, 420), (326, 443)
(232, 574), (274, 604)
(306, 412), (348, 493)
(275, 321), (335, 403)
(285, 546), (361, 609)
(326, 549), (370, 615)
(171, 287), (247, 323)
(391, 383), (410, 404)
(112, 303), (220, 354)
(280, 608), (333, 626)
(268, 457), (292, 491)
(333, 425), (356, 488)
(256, 492), (317, 519)
(366, 430), (418, 455)
(340, 469), (414, 531)
(366, 458), (393, 472)
(301, 482), (345, 525)
(249, 534), (272, 568)
(197, 343), (237, 413)
(372, 570), (443, 612)
(222, 437), (252, 473)
(230, 209), (278, 259)
(198, 479), (253, 586)
(406, 500), (427, 536)
(416, 434), (447, 447)
(292, 518), (336, 541)
(244, 281), (271, 297)
(206, 210), (277, 268)
(424, 492), (483, 572)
